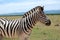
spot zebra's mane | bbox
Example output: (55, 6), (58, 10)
(22, 8), (35, 18)
(22, 6), (44, 18)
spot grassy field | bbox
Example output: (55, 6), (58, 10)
(0, 15), (60, 40)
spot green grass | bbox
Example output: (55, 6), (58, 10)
(0, 15), (60, 40)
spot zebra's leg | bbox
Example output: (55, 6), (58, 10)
(0, 34), (3, 40)
(24, 37), (30, 40)
(19, 33), (30, 40)
(19, 36), (29, 40)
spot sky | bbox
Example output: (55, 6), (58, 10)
(0, 0), (60, 14)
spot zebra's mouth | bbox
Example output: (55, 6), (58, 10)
(45, 19), (51, 26)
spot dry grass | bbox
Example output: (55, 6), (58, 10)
(0, 15), (60, 40)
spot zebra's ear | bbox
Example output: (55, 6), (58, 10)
(41, 6), (44, 11)
(43, 6), (44, 9)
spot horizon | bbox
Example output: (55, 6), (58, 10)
(0, 0), (60, 14)
(0, 10), (60, 16)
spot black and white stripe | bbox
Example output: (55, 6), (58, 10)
(0, 6), (51, 40)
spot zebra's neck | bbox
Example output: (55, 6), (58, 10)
(21, 12), (39, 35)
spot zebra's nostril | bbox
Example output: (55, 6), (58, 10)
(45, 20), (51, 26)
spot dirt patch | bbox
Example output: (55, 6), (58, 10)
(55, 24), (60, 26)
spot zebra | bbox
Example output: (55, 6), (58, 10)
(0, 6), (51, 40)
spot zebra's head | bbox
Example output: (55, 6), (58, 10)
(22, 6), (51, 26)
(36, 6), (51, 26)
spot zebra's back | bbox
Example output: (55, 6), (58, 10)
(0, 18), (21, 38)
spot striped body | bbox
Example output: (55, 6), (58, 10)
(0, 18), (20, 38)
(0, 6), (51, 40)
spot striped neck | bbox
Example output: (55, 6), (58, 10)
(22, 7), (36, 18)
(21, 11), (39, 35)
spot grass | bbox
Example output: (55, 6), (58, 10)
(0, 15), (60, 40)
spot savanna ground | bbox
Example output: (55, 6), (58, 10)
(0, 15), (60, 40)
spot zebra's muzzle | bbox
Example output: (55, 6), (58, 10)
(45, 19), (51, 26)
